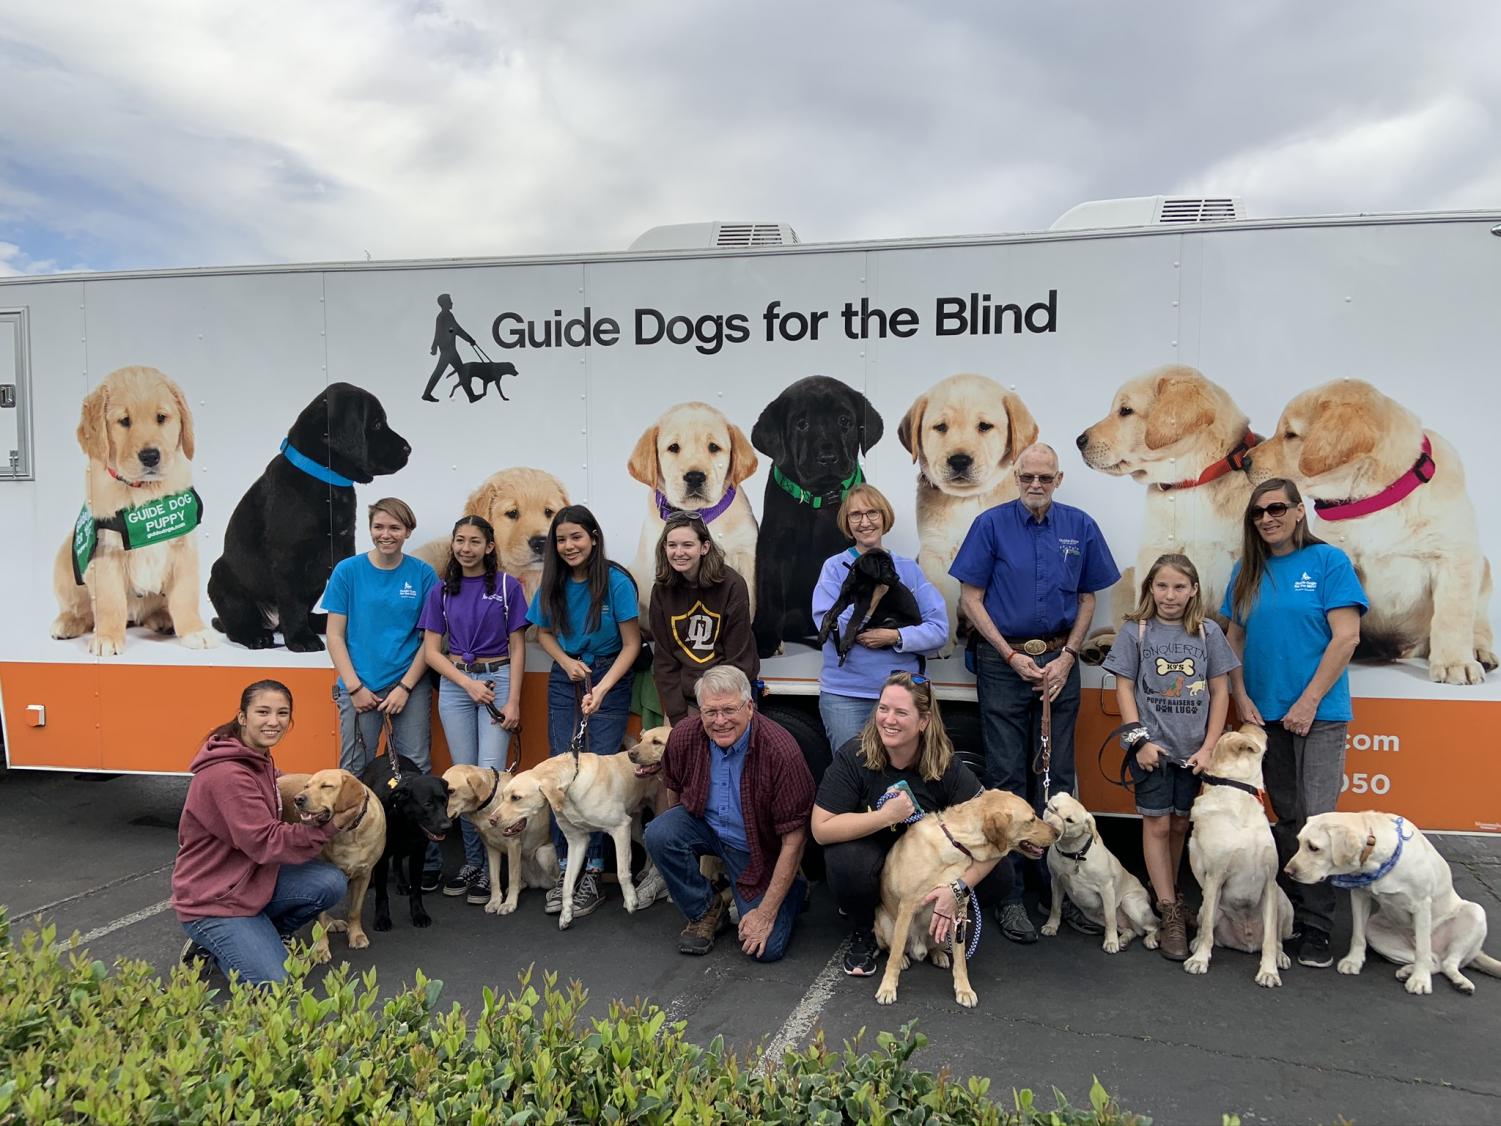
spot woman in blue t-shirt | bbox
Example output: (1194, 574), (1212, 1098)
(526, 505), (642, 919)
(420, 515), (529, 904)
(1221, 477), (1366, 971)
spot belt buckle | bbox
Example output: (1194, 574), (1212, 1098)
(1022, 638), (1048, 657)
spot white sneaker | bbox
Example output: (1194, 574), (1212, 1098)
(634, 867), (669, 907)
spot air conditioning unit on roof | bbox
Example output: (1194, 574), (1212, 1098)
(1050, 196), (1244, 231)
(630, 222), (800, 251)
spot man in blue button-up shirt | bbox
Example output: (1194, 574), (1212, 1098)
(951, 443), (1119, 944)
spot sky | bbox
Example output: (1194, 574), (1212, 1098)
(1, 1), (1499, 275)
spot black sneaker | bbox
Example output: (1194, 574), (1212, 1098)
(179, 939), (214, 979)
(1297, 929), (1333, 968)
(843, 929), (879, 976)
(570, 871), (605, 918)
(1061, 899), (1104, 937)
(465, 869), (492, 905)
(996, 902), (1038, 944)
(420, 869), (442, 894)
(445, 863), (481, 897)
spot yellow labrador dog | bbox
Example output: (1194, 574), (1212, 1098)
(1184, 725), (1293, 987)
(874, 789), (1057, 1008)
(1041, 793), (1159, 954)
(1247, 379), (1494, 685)
(626, 401), (760, 616)
(443, 764), (559, 915)
(488, 726), (671, 930)
(898, 374), (1038, 648)
(1286, 811), (1501, 995)
(1076, 365), (1256, 661)
(277, 769), (386, 963)
(51, 365), (217, 655)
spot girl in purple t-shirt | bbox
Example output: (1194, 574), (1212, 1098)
(420, 516), (529, 904)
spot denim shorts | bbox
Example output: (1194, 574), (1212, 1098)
(1130, 757), (1200, 818)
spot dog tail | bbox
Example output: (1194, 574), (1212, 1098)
(1469, 952), (1501, 978)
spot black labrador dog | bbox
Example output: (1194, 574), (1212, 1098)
(449, 360), (518, 403)
(208, 383), (410, 650)
(751, 375), (883, 657)
(814, 548), (922, 665)
(361, 753), (453, 931)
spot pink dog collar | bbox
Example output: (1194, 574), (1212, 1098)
(1312, 437), (1434, 522)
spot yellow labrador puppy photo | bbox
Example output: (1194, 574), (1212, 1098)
(1247, 379), (1495, 685)
(1075, 365), (1257, 661)
(1286, 810), (1501, 995)
(874, 789), (1057, 1008)
(897, 374), (1038, 647)
(1041, 793), (1160, 954)
(1184, 725), (1293, 987)
(443, 764), (559, 915)
(626, 401), (760, 616)
(50, 365), (217, 655)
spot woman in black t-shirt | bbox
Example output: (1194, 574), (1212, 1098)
(811, 671), (1011, 977)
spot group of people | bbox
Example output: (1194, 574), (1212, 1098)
(171, 442), (1367, 985)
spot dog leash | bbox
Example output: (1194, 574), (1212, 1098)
(873, 791), (982, 957)
(569, 670), (593, 761)
(351, 711), (402, 789)
(1034, 690), (1054, 801)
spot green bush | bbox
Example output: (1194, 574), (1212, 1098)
(0, 909), (1146, 1125)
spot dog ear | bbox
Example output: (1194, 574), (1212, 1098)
(751, 394), (788, 462)
(326, 385), (378, 484)
(77, 382), (112, 464)
(466, 478), (502, 520)
(854, 391), (884, 454)
(539, 780), (568, 812)
(1145, 372), (1214, 451)
(1331, 824), (1364, 868)
(627, 424), (660, 486)
(981, 800), (1014, 850)
(726, 422), (758, 486)
(897, 394), (927, 463)
(166, 374), (195, 460)
(1001, 392), (1039, 466)
(1299, 400), (1381, 478)
(338, 771), (364, 813)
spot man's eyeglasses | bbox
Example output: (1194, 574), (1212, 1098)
(701, 703), (748, 721)
(1016, 473), (1057, 485)
(846, 509), (882, 526)
(1250, 502), (1293, 520)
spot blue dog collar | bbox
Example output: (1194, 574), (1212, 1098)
(280, 438), (354, 487)
(1330, 817), (1412, 889)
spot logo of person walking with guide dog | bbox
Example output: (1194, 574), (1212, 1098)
(420, 293), (518, 404)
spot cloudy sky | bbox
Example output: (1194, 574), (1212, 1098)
(2, 1), (1498, 275)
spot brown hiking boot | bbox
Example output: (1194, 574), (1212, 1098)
(1158, 898), (1190, 962)
(678, 895), (728, 956)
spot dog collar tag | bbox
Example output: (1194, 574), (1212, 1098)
(387, 777), (399, 790)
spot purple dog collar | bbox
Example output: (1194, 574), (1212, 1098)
(654, 483), (738, 524)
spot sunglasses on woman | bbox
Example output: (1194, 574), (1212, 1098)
(891, 670), (930, 685)
(1249, 501), (1293, 520)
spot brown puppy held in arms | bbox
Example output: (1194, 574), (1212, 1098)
(1183, 725), (1293, 987)
(443, 764), (559, 915)
(1286, 810), (1501, 995)
(276, 769), (387, 963)
(1041, 793), (1160, 954)
(873, 789), (1057, 1008)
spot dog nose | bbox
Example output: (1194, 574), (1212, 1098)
(138, 447), (161, 468)
(946, 453), (973, 474)
(295, 794), (308, 809)
(527, 534), (546, 558)
(817, 450), (838, 466)
(1074, 432), (1089, 450)
(684, 470), (707, 489)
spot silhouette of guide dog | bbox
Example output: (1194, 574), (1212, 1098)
(448, 341), (518, 404)
(815, 548), (923, 665)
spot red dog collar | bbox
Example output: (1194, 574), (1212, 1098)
(1158, 431), (1260, 491)
(106, 466), (151, 488)
(1313, 437), (1434, 522)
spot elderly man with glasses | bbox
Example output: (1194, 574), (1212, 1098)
(950, 443), (1120, 944)
(643, 665), (814, 960)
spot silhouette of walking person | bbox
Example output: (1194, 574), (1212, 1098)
(422, 293), (477, 402)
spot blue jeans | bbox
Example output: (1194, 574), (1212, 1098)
(975, 642), (1080, 903)
(336, 677), (439, 874)
(547, 657), (632, 871)
(437, 668), (516, 870)
(180, 859), (346, 986)
(643, 805), (805, 963)
(819, 691), (876, 754)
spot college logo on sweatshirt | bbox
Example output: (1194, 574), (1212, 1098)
(670, 601), (722, 665)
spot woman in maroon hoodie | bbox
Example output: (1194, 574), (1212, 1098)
(172, 680), (355, 986)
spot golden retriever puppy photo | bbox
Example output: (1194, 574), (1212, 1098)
(1248, 379), (1495, 685)
(874, 789), (1057, 1009)
(1287, 811), (1501, 995)
(443, 764), (559, 915)
(1185, 725), (1293, 988)
(1075, 365), (1257, 660)
(50, 365), (217, 656)
(626, 401), (760, 616)
(414, 466), (570, 601)
(897, 374), (1038, 646)
(1041, 793), (1160, 954)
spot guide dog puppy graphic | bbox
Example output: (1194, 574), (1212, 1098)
(51, 365), (216, 656)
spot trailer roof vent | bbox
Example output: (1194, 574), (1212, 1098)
(630, 222), (800, 251)
(1050, 195), (1245, 231)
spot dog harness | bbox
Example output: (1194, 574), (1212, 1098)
(1330, 817), (1413, 889)
(1312, 437), (1435, 521)
(1157, 431), (1261, 491)
(71, 487), (205, 585)
(771, 462), (864, 508)
(280, 437), (355, 487)
(654, 484), (740, 524)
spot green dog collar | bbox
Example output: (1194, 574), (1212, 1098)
(771, 463), (864, 509)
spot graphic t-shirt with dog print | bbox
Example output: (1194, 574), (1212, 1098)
(1103, 618), (1238, 764)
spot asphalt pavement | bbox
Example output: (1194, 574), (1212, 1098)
(4, 766), (1501, 1125)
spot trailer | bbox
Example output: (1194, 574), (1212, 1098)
(2, 199), (1497, 831)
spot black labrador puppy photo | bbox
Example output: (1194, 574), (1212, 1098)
(751, 375), (883, 657)
(815, 548), (922, 665)
(361, 753), (453, 931)
(208, 382), (410, 651)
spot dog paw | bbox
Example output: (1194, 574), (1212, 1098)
(954, 986), (979, 1008)
(1476, 645), (1498, 672)
(311, 941), (332, 964)
(179, 628), (219, 649)
(486, 899), (517, 916)
(1184, 956), (1209, 976)
(1336, 955), (1364, 975)
(324, 918), (348, 934)
(875, 984), (898, 1006)
(347, 932), (369, 950)
(930, 949), (951, 969)
(1144, 931), (1160, 950)
(1255, 967), (1282, 989)
(621, 891), (638, 914)
(412, 910), (432, 929)
(373, 915), (392, 933)
(49, 614), (89, 639)
(1102, 937), (1123, 954)
(1079, 633), (1114, 666)
(558, 912), (573, 931)
(284, 632), (326, 653)
(1404, 972), (1433, 995)
(89, 634), (126, 657)
(1430, 657), (1486, 685)
(1277, 950), (1291, 970)
(1040, 922), (1060, 937)
(1395, 964), (1414, 982)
